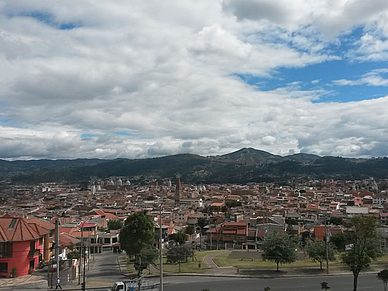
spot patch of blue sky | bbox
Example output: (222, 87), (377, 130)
(8, 11), (80, 30)
(236, 59), (388, 103)
(81, 133), (99, 139)
(114, 131), (155, 139)
(0, 119), (12, 124)
(236, 25), (388, 102)
(114, 131), (134, 136)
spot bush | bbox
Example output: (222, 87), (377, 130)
(10, 268), (17, 278)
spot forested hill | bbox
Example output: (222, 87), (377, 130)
(1, 148), (388, 184)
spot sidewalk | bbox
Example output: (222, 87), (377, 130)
(0, 273), (47, 289)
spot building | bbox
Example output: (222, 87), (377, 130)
(207, 222), (248, 249)
(0, 216), (44, 277)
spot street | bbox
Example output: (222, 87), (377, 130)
(0, 252), (384, 291)
(163, 273), (382, 291)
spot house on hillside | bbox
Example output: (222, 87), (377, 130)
(0, 216), (44, 277)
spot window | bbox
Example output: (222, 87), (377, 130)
(0, 262), (7, 273)
(104, 238), (111, 244)
(39, 237), (43, 245)
(112, 237), (118, 243)
(8, 218), (17, 230)
(0, 243), (12, 258)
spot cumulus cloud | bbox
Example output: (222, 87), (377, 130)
(0, 1), (388, 160)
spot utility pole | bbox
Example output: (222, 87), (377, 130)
(159, 205), (163, 291)
(79, 222), (83, 286)
(81, 221), (86, 291)
(83, 243), (86, 291)
(55, 219), (60, 282)
(324, 212), (329, 274)
(210, 229), (212, 250)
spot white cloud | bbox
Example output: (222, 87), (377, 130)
(333, 68), (388, 86)
(0, 1), (388, 160)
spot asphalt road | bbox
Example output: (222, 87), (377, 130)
(163, 273), (381, 291)
(87, 252), (126, 284)
(2, 252), (382, 291)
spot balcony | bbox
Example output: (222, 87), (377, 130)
(28, 249), (41, 257)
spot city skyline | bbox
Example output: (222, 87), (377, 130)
(1, 1), (388, 160)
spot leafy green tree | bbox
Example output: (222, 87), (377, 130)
(119, 211), (155, 257)
(134, 248), (158, 276)
(329, 217), (343, 225)
(330, 232), (346, 251)
(261, 233), (297, 271)
(166, 245), (192, 272)
(300, 231), (310, 248)
(185, 225), (195, 235)
(197, 217), (208, 249)
(306, 241), (335, 270)
(169, 231), (187, 246)
(108, 219), (124, 231)
(67, 250), (80, 260)
(377, 269), (388, 291)
(342, 216), (382, 291)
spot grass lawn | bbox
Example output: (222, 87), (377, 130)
(213, 251), (388, 270)
(125, 250), (223, 274)
(125, 251), (388, 275)
(162, 250), (221, 273)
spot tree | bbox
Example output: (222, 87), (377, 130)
(166, 245), (193, 272)
(169, 231), (187, 246)
(108, 219), (123, 231)
(261, 233), (297, 271)
(67, 250), (80, 260)
(329, 217), (343, 225)
(134, 248), (158, 276)
(377, 269), (388, 291)
(306, 241), (335, 270)
(197, 217), (208, 249)
(119, 211), (155, 257)
(330, 232), (346, 252)
(342, 216), (382, 291)
(185, 225), (195, 235)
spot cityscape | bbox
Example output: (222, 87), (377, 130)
(2, 1), (388, 290)
(1, 156), (388, 290)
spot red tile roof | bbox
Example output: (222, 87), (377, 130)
(0, 217), (41, 242)
(59, 232), (80, 247)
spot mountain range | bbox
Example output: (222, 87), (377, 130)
(1, 148), (387, 184)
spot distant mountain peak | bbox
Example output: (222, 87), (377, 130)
(218, 147), (282, 164)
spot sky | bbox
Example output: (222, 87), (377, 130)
(1, 0), (388, 160)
